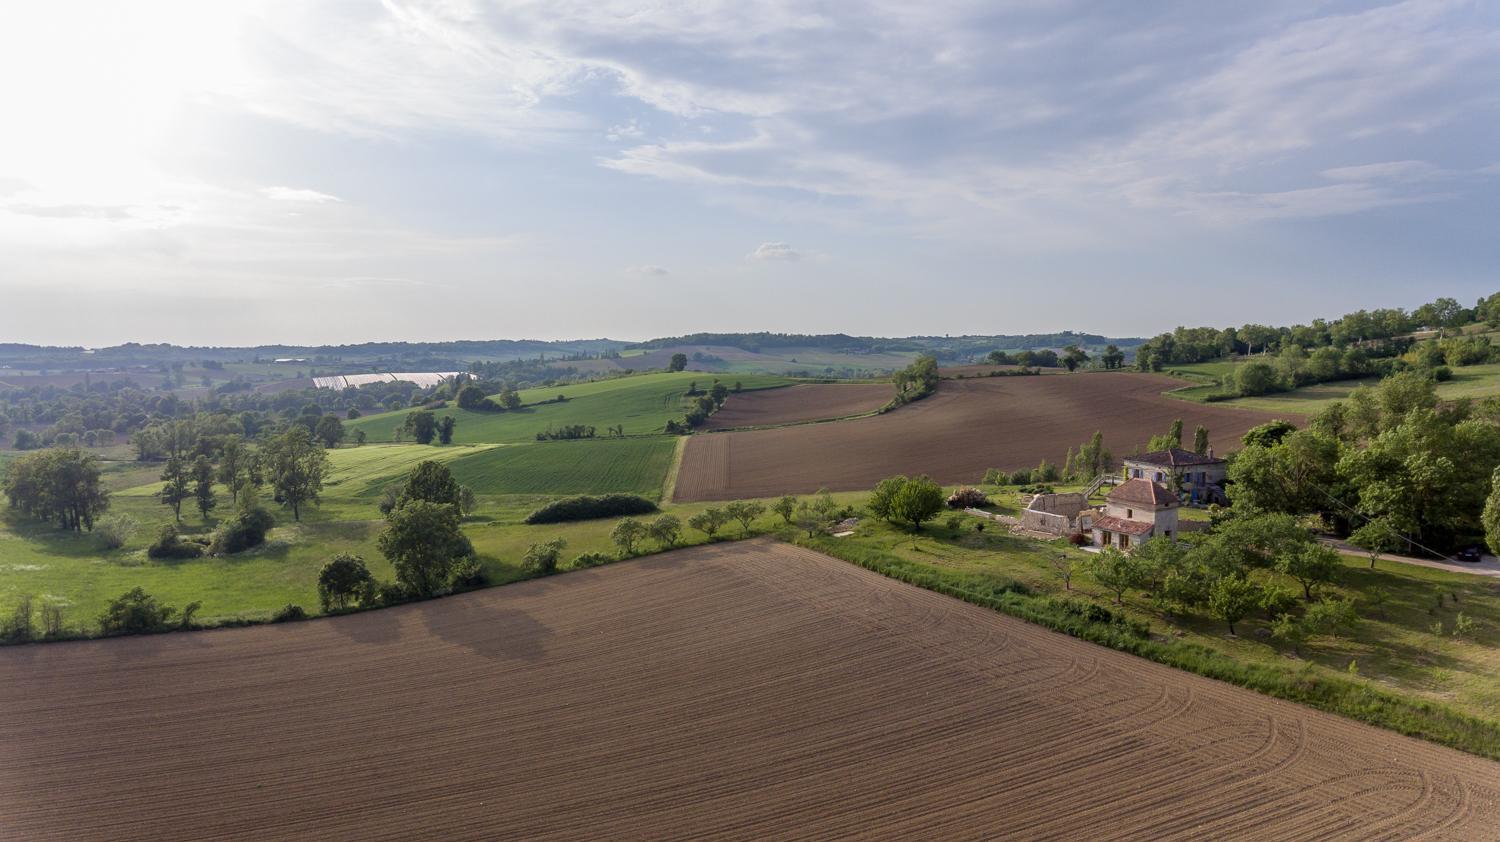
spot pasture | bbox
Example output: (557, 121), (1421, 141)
(675, 373), (1292, 501)
(346, 371), (788, 443)
(3, 540), (1495, 840)
(444, 437), (677, 496)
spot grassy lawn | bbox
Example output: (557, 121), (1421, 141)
(346, 371), (789, 444)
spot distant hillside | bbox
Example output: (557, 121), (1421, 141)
(625, 332), (1143, 358)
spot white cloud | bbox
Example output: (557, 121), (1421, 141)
(747, 242), (801, 261)
(261, 186), (342, 203)
(1320, 161), (1443, 183)
(625, 264), (669, 276)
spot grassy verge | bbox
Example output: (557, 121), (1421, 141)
(795, 528), (1500, 761)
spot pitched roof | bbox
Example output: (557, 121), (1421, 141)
(1126, 447), (1225, 468)
(1107, 479), (1178, 507)
(1094, 515), (1155, 536)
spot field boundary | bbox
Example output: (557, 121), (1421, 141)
(794, 533), (1500, 761)
(660, 435), (689, 501)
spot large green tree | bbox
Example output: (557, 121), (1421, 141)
(378, 500), (474, 597)
(394, 460), (462, 512)
(263, 426), (329, 522)
(1, 448), (109, 532)
(891, 475), (944, 531)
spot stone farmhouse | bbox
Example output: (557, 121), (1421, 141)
(1090, 479), (1179, 550)
(1121, 447), (1227, 505)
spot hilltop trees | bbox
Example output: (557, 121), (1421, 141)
(1061, 345), (1090, 372)
(891, 355), (940, 405)
(262, 426), (329, 522)
(1, 448), (109, 532)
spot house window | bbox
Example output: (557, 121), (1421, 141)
(1101, 531), (1112, 546)
(1155, 471), (1163, 482)
(1120, 534), (1130, 549)
(1126, 508), (1133, 519)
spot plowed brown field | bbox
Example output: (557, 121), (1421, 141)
(3, 540), (1496, 840)
(703, 383), (891, 429)
(675, 373), (1292, 500)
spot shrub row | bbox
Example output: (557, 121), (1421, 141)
(524, 494), (659, 524)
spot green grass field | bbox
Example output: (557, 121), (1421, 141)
(1163, 358), (1500, 414)
(346, 371), (790, 444)
(445, 437), (676, 497)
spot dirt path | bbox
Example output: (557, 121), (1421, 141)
(2, 540), (1496, 839)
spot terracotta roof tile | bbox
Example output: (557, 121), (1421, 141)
(1094, 515), (1155, 536)
(1107, 479), (1178, 507)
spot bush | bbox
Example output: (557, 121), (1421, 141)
(318, 553), (376, 611)
(210, 507), (275, 554)
(450, 557), (487, 590)
(572, 551), (612, 569)
(524, 494), (658, 524)
(1432, 365), (1453, 382)
(1008, 469), (1033, 485)
(947, 487), (990, 508)
(1017, 483), (1055, 495)
(1068, 532), (1090, 546)
(96, 515), (138, 550)
(523, 538), (567, 575)
(147, 525), (204, 560)
(271, 604), (308, 623)
(98, 587), (177, 635)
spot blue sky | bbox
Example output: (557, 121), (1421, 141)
(1, 0), (1497, 345)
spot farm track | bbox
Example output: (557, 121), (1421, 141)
(675, 373), (1296, 500)
(2, 540), (1497, 840)
(703, 383), (892, 430)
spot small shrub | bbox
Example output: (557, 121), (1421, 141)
(211, 507), (275, 554)
(1017, 483), (1055, 495)
(945, 514), (963, 531)
(1068, 532), (1089, 546)
(524, 494), (658, 524)
(376, 580), (411, 606)
(1007, 469), (1032, 485)
(271, 604), (308, 623)
(1432, 365), (1453, 382)
(523, 538), (567, 575)
(946, 487), (990, 509)
(450, 557), (487, 590)
(147, 525), (205, 560)
(96, 515), (138, 550)
(99, 587), (177, 635)
(572, 551), (612, 569)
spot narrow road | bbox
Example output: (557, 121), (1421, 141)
(1321, 537), (1500, 578)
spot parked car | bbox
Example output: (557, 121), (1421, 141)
(1454, 546), (1483, 563)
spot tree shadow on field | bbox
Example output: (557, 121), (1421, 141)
(422, 598), (553, 663)
(328, 603), (405, 646)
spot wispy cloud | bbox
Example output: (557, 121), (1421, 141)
(261, 186), (342, 203)
(747, 242), (801, 261)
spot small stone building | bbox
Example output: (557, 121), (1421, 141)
(1020, 492), (1092, 536)
(1091, 479), (1179, 551)
(1122, 447), (1227, 505)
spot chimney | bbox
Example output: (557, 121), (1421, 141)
(1207, 445), (1214, 459)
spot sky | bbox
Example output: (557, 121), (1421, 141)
(1, 0), (1498, 347)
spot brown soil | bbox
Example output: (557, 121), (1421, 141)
(675, 372), (1294, 501)
(3, 540), (1494, 840)
(703, 383), (892, 429)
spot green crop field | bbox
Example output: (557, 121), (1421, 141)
(445, 437), (677, 497)
(346, 371), (790, 444)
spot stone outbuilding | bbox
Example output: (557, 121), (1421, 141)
(1020, 492), (1093, 537)
(1121, 447), (1228, 505)
(1091, 479), (1179, 551)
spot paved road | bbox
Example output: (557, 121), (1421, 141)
(1322, 538), (1500, 578)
